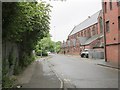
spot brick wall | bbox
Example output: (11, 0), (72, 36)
(104, 2), (119, 44)
(103, 1), (120, 63)
(106, 45), (118, 63)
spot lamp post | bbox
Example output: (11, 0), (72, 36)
(54, 26), (56, 54)
(41, 47), (42, 58)
(49, 34), (52, 53)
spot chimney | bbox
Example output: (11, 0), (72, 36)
(88, 16), (90, 18)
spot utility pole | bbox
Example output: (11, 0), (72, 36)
(54, 26), (56, 54)
(102, 2), (107, 62)
(41, 47), (42, 58)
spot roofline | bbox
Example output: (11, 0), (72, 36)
(76, 10), (101, 28)
(68, 26), (76, 36)
(81, 34), (104, 46)
(69, 10), (102, 36)
(71, 22), (98, 36)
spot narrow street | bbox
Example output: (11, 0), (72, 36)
(47, 54), (118, 88)
(2, 1), (120, 89)
(18, 54), (118, 88)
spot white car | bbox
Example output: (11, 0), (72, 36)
(80, 49), (89, 58)
(47, 51), (51, 55)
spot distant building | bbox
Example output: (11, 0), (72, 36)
(102, 0), (120, 63)
(62, 10), (104, 58)
(61, 1), (120, 62)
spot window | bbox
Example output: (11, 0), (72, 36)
(87, 28), (91, 37)
(105, 2), (107, 13)
(92, 26), (96, 35)
(117, 0), (120, 6)
(81, 31), (83, 37)
(72, 35), (74, 39)
(78, 33), (80, 37)
(99, 17), (103, 33)
(118, 16), (120, 30)
(84, 31), (86, 37)
(109, 0), (112, 10)
(74, 34), (76, 38)
(106, 21), (110, 32)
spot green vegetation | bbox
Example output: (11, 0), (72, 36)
(35, 34), (54, 56)
(55, 41), (61, 53)
(2, 1), (51, 88)
(35, 34), (62, 56)
(2, 1), (61, 88)
(2, 76), (16, 88)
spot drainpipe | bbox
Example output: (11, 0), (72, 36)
(102, 2), (107, 62)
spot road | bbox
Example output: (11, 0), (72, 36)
(47, 54), (118, 88)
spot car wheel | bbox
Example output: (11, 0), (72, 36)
(81, 54), (84, 58)
(83, 55), (86, 58)
(86, 54), (89, 58)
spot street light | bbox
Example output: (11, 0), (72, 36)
(54, 26), (56, 54)
(41, 47), (42, 58)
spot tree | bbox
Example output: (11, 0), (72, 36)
(35, 34), (55, 56)
(35, 34), (62, 55)
(2, 1), (52, 88)
(55, 41), (61, 53)
(2, 1), (51, 73)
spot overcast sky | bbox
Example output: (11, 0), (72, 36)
(42, 0), (102, 42)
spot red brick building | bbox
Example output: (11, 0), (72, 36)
(61, 0), (120, 63)
(62, 10), (104, 57)
(102, 0), (120, 63)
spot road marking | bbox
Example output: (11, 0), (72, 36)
(51, 68), (64, 88)
(64, 79), (71, 82)
(46, 61), (64, 88)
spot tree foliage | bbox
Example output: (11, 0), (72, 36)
(35, 34), (62, 55)
(35, 34), (55, 53)
(3, 2), (51, 50)
(2, 2), (52, 88)
(55, 41), (61, 53)
(2, 1), (51, 72)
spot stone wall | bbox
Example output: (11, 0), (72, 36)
(2, 41), (19, 76)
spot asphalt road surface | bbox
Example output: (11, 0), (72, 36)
(48, 54), (118, 88)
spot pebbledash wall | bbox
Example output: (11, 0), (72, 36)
(61, 10), (104, 59)
(102, 0), (120, 63)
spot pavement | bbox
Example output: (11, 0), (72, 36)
(66, 54), (119, 69)
(16, 57), (61, 88)
(97, 61), (119, 69)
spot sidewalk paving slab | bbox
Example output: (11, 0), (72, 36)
(97, 61), (119, 69)
(64, 54), (119, 69)
(16, 57), (61, 88)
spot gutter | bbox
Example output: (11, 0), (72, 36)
(47, 61), (64, 88)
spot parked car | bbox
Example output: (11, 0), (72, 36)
(47, 51), (51, 55)
(80, 49), (89, 58)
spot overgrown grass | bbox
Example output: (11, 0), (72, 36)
(3, 53), (36, 88)
(2, 76), (17, 88)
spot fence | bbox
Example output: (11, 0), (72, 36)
(89, 49), (104, 59)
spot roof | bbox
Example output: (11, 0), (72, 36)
(69, 10), (101, 36)
(81, 34), (103, 45)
